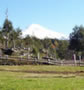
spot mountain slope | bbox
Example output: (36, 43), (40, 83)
(22, 24), (68, 39)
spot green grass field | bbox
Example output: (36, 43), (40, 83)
(0, 65), (84, 90)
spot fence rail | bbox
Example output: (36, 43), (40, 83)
(0, 56), (84, 66)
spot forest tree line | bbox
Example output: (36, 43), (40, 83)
(0, 18), (84, 60)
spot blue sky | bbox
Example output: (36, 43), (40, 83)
(0, 0), (84, 35)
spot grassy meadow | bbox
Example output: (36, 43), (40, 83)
(0, 65), (84, 90)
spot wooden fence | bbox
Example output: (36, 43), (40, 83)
(0, 56), (84, 66)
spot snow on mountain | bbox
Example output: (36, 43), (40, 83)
(22, 24), (68, 39)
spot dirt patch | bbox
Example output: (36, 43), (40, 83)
(0, 69), (84, 75)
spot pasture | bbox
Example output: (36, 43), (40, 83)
(0, 65), (84, 90)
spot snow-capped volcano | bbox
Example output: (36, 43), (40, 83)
(22, 24), (68, 39)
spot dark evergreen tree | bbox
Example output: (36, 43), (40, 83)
(2, 19), (13, 48)
(69, 25), (84, 51)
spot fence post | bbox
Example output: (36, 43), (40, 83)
(61, 61), (63, 66)
(73, 54), (77, 66)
